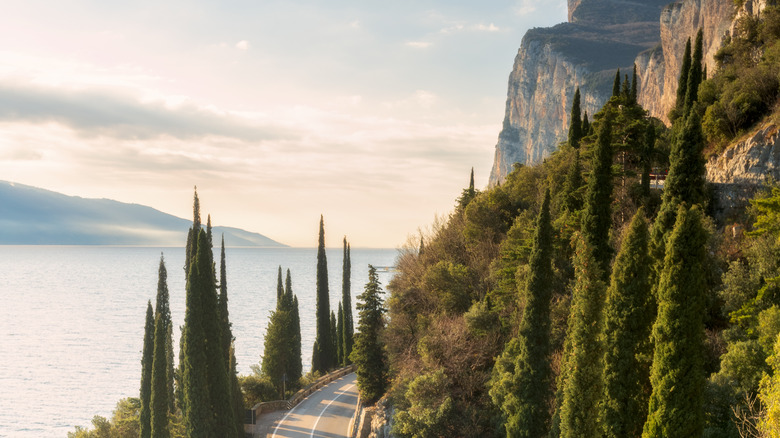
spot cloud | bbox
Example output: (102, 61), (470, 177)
(236, 40), (250, 50)
(405, 41), (432, 49)
(472, 23), (501, 33)
(0, 81), (296, 142)
(514, 0), (539, 16)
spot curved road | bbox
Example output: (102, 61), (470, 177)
(270, 373), (358, 438)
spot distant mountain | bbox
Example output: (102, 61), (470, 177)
(0, 181), (287, 246)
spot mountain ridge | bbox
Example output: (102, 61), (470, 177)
(0, 180), (286, 246)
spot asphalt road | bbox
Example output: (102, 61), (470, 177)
(270, 373), (358, 438)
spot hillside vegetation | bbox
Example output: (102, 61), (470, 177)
(382, 6), (780, 437)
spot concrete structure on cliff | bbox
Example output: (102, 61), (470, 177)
(489, 0), (734, 185)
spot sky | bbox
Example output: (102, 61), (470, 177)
(0, 0), (567, 248)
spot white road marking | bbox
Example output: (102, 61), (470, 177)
(310, 383), (356, 438)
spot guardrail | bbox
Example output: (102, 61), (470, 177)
(248, 365), (356, 419)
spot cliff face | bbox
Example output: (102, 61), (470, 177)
(489, 0), (734, 185)
(637, 0), (733, 124)
(489, 0), (670, 185)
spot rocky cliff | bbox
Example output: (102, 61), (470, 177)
(636, 0), (733, 124)
(489, 0), (734, 185)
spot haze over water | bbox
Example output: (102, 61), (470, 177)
(0, 245), (397, 437)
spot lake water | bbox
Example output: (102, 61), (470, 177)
(0, 245), (398, 437)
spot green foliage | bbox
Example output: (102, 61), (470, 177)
(351, 265), (388, 403)
(423, 260), (473, 314)
(760, 333), (780, 436)
(342, 238), (354, 364)
(670, 38), (691, 123)
(558, 234), (606, 438)
(393, 369), (455, 438)
(569, 88), (583, 149)
(313, 215), (335, 373)
(600, 209), (653, 438)
(489, 190), (554, 438)
(239, 373), (278, 408)
(261, 266), (303, 397)
(337, 302), (345, 366)
(153, 255), (175, 414)
(151, 311), (170, 438)
(612, 69), (621, 98)
(69, 398), (141, 438)
(643, 206), (709, 438)
(580, 117), (614, 278)
(140, 301), (154, 438)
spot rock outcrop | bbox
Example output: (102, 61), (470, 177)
(636, 0), (733, 124)
(489, 0), (734, 185)
(489, 0), (671, 185)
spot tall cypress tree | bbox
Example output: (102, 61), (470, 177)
(581, 118), (614, 278)
(218, 235), (232, 364)
(229, 344), (244, 437)
(643, 206), (708, 438)
(184, 187), (201, 278)
(640, 124), (655, 206)
(276, 266), (284, 303)
(600, 209), (653, 438)
(351, 265), (388, 403)
(612, 69), (621, 98)
(151, 312), (170, 438)
(649, 111), (707, 282)
(671, 38), (692, 121)
(140, 301), (154, 438)
(206, 215), (213, 249)
(558, 234), (606, 438)
(569, 87), (583, 149)
(337, 302), (345, 366)
(313, 215), (334, 373)
(582, 112), (591, 136)
(330, 310), (337, 365)
(182, 230), (213, 437)
(342, 238), (354, 364)
(152, 254), (175, 414)
(631, 63), (638, 104)
(490, 190), (554, 438)
(287, 270), (303, 386)
(199, 231), (236, 437)
(684, 28), (704, 114)
(621, 74), (630, 100)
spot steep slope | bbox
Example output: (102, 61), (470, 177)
(0, 181), (286, 246)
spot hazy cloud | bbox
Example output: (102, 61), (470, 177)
(235, 40), (250, 50)
(405, 41), (432, 49)
(0, 81), (296, 142)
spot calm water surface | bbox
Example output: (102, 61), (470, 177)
(0, 245), (397, 437)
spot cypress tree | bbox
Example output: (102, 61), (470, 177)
(313, 215), (334, 373)
(672, 38), (692, 119)
(351, 265), (388, 403)
(643, 206), (708, 438)
(152, 254), (175, 414)
(342, 238), (354, 363)
(640, 124), (655, 205)
(649, 111), (707, 278)
(563, 149), (584, 212)
(621, 74), (630, 100)
(287, 270), (303, 386)
(581, 117), (614, 278)
(330, 310), (337, 365)
(490, 190), (554, 438)
(218, 235), (232, 364)
(684, 29), (704, 114)
(151, 312), (170, 438)
(569, 87), (583, 149)
(206, 215), (213, 249)
(600, 209), (653, 438)
(337, 302), (345, 366)
(182, 230), (214, 437)
(582, 112), (590, 136)
(229, 344), (244, 437)
(140, 301), (154, 438)
(184, 187), (201, 278)
(276, 266), (283, 303)
(199, 231), (236, 437)
(631, 63), (638, 104)
(612, 69), (621, 98)
(558, 234), (606, 438)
